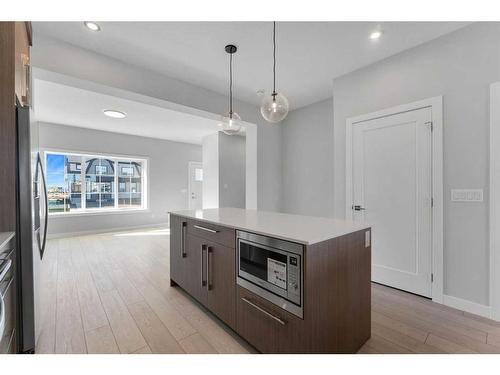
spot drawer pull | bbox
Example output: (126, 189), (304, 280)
(241, 297), (286, 326)
(181, 222), (187, 258)
(207, 246), (213, 291)
(193, 225), (219, 234)
(201, 244), (207, 287)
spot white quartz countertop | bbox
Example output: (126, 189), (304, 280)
(0, 231), (15, 249)
(169, 208), (370, 245)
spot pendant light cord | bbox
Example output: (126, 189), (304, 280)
(273, 21), (276, 96)
(229, 52), (233, 117)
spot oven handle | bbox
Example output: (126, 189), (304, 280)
(201, 244), (207, 287)
(194, 225), (219, 234)
(241, 297), (286, 326)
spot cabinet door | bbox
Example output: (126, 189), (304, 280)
(15, 22), (31, 106)
(183, 234), (208, 306)
(169, 215), (187, 287)
(207, 243), (236, 329)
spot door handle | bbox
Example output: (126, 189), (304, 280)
(201, 244), (207, 287)
(241, 297), (286, 326)
(193, 225), (219, 234)
(207, 246), (213, 291)
(181, 221), (187, 258)
(36, 153), (48, 259)
(0, 259), (12, 283)
(352, 205), (366, 211)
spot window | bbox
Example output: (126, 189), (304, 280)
(45, 151), (147, 215)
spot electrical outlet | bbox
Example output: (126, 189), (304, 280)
(451, 189), (483, 202)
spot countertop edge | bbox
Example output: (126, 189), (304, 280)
(0, 231), (15, 250)
(168, 211), (371, 246)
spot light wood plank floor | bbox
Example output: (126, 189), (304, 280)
(36, 228), (500, 354)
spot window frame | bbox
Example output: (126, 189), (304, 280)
(43, 149), (149, 217)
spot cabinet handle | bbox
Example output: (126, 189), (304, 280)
(193, 225), (219, 234)
(241, 297), (286, 326)
(21, 54), (31, 107)
(201, 244), (207, 287)
(181, 222), (187, 258)
(207, 246), (213, 290)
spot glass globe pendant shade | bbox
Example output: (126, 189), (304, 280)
(260, 92), (289, 123)
(219, 111), (242, 135)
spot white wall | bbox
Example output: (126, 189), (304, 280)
(282, 98), (334, 217)
(282, 23), (500, 307)
(39, 122), (202, 235)
(202, 133), (219, 209)
(219, 133), (246, 208)
(32, 35), (282, 212)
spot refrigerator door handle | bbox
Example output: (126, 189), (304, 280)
(36, 153), (48, 259)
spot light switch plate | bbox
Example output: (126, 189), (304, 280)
(451, 189), (483, 202)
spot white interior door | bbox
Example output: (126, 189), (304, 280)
(351, 107), (432, 297)
(188, 162), (203, 210)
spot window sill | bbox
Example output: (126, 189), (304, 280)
(48, 208), (150, 218)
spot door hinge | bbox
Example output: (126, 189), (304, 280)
(431, 273), (434, 283)
(425, 121), (433, 131)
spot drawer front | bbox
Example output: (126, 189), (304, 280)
(1, 257), (16, 354)
(186, 219), (235, 249)
(236, 286), (305, 353)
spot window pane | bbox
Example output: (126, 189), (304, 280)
(46, 154), (66, 213)
(47, 153), (144, 214)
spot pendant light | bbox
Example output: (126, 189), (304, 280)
(260, 21), (289, 123)
(219, 44), (242, 135)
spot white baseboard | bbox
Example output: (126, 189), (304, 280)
(442, 294), (492, 319)
(47, 223), (168, 240)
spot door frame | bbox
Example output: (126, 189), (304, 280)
(345, 96), (443, 303)
(188, 161), (203, 210)
(490, 82), (500, 320)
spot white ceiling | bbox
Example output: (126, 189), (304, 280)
(33, 22), (470, 109)
(34, 79), (223, 144)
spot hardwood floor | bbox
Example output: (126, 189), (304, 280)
(36, 228), (500, 354)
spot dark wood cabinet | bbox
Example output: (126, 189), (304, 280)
(169, 215), (236, 329)
(206, 242), (235, 330)
(169, 215), (186, 288)
(183, 234), (207, 306)
(170, 213), (371, 353)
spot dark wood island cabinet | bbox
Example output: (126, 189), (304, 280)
(169, 208), (371, 353)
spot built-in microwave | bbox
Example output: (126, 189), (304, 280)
(236, 230), (303, 318)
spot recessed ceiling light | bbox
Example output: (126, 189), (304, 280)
(103, 109), (126, 119)
(369, 30), (382, 40)
(84, 21), (101, 32)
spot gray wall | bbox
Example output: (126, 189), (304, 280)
(39, 122), (202, 235)
(219, 133), (246, 208)
(282, 23), (500, 306)
(282, 98), (334, 217)
(32, 35), (282, 212)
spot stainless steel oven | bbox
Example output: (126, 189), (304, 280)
(236, 230), (303, 318)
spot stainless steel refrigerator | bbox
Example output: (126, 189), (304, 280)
(16, 98), (48, 353)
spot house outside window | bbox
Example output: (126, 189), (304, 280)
(45, 151), (147, 215)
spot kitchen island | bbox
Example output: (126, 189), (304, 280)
(169, 208), (371, 353)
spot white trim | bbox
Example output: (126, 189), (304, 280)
(48, 208), (150, 218)
(345, 96), (444, 304)
(443, 294), (491, 319)
(490, 82), (500, 321)
(47, 223), (168, 240)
